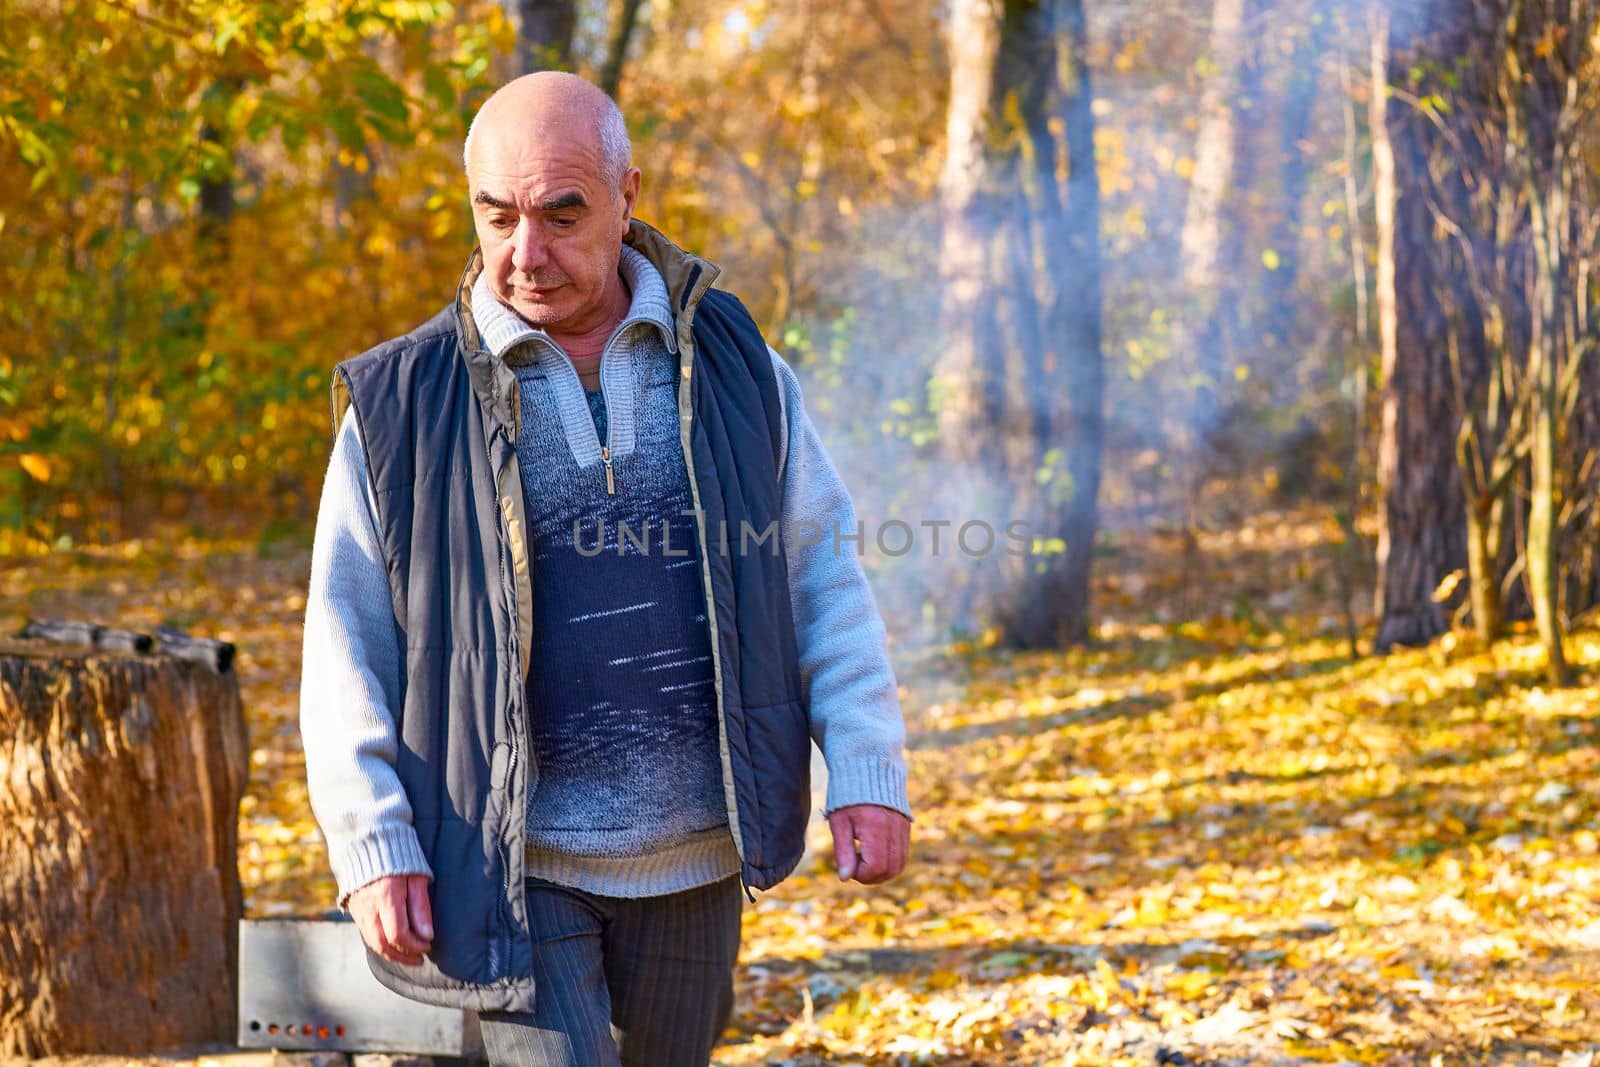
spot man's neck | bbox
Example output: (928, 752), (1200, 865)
(546, 270), (632, 368)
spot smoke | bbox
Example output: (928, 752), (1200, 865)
(725, 0), (1402, 646)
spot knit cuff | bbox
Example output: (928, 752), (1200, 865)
(331, 824), (433, 910)
(824, 757), (912, 821)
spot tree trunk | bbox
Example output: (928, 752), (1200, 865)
(1427, 3), (1512, 647)
(1250, 0), (1329, 412)
(197, 76), (243, 251)
(935, 0), (1104, 647)
(1169, 0), (1253, 533)
(936, 0), (1023, 632)
(1463, 469), (1507, 644)
(1335, 34), (1374, 661)
(332, 46), (381, 229)
(503, 0), (576, 74)
(0, 640), (248, 1056)
(1438, 0), (1600, 679)
(1517, 6), (1573, 685)
(1372, 1), (1468, 651)
(1258, 0), (1326, 328)
(1011, 0), (1104, 647)
(599, 0), (647, 98)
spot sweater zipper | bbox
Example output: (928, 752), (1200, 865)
(592, 318), (641, 498)
(596, 348), (616, 495)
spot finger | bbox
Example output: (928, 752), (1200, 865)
(362, 912), (410, 964)
(354, 906), (385, 958)
(378, 929), (422, 965)
(885, 818), (909, 879)
(830, 812), (858, 881)
(853, 826), (891, 884)
(378, 884), (427, 960)
(407, 876), (434, 945)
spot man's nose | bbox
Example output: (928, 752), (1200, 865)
(510, 218), (548, 275)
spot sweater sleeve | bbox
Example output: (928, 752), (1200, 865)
(771, 348), (912, 820)
(300, 407), (433, 909)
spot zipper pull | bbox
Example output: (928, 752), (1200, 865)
(602, 446), (616, 495)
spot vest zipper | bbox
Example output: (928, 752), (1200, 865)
(602, 445), (616, 495)
(494, 507), (515, 981)
(495, 447), (535, 985)
(672, 291), (752, 896)
(504, 493), (524, 977)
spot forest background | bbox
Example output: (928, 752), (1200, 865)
(6, 0), (1600, 1063)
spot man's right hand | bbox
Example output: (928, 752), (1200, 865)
(348, 874), (434, 966)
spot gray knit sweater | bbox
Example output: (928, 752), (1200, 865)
(300, 249), (910, 903)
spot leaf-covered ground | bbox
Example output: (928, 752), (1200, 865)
(4, 513), (1599, 1065)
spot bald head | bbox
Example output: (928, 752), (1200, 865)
(464, 73), (642, 341)
(464, 72), (631, 187)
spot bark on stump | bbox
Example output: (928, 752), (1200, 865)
(0, 638), (249, 1056)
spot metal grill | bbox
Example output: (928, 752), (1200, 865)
(237, 918), (483, 1057)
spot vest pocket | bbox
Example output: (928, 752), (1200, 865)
(740, 697), (811, 871)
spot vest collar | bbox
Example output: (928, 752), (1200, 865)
(620, 219), (721, 322)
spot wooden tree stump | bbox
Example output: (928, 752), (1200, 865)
(0, 637), (249, 1056)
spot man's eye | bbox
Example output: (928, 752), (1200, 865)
(550, 217), (577, 229)
(491, 217), (515, 230)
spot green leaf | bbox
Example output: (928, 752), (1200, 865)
(352, 66), (410, 125)
(424, 65), (455, 109)
(280, 115), (308, 152)
(326, 105), (364, 151)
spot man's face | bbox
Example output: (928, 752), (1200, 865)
(469, 126), (640, 333)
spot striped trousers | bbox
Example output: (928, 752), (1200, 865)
(477, 874), (745, 1067)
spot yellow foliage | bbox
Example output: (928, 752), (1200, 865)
(11, 533), (1600, 1060)
(17, 453), (51, 482)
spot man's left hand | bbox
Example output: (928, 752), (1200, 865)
(826, 804), (911, 885)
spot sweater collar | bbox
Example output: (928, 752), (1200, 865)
(469, 245), (678, 365)
(451, 220), (719, 442)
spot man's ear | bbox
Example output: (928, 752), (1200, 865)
(619, 166), (642, 224)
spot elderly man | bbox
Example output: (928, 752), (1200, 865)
(299, 72), (911, 1066)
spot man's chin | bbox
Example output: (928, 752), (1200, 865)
(507, 295), (570, 328)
